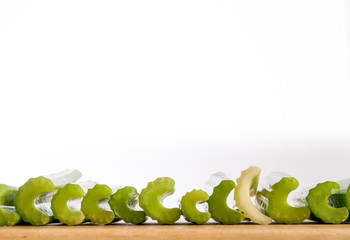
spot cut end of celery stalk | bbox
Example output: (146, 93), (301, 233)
(14, 176), (56, 225)
(266, 177), (310, 224)
(234, 166), (272, 225)
(306, 181), (349, 224)
(180, 189), (210, 225)
(139, 177), (181, 224)
(208, 180), (244, 225)
(81, 184), (115, 225)
(51, 183), (85, 226)
(0, 185), (22, 226)
(0, 206), (22, 226)
(109, 186), (146, 224)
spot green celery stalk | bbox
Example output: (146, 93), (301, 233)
(180, 189), (211, 224)
(208, 180), (244, 224)
(14, 169), (82, 225)
(305, 181), (349, 223)
(81, 184), (116, 225)
(327, 179), (350, 211)
(0, 184), (21, 226)
(139, 177), (181, 224)
(109, 186), (146, 224)
(255, 173), (310, 224)
(51, 181), (96, 226)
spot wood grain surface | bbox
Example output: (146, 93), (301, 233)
(1, 223), (350, 240)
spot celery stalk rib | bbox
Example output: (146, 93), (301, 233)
(81, 184), (116, 225)
(234, 166), (272, 224)
(327, 179), (350, 211)
(109, 186), (146, 224)
(51, 181), (96, 226)
(139, 177), (181, 224)
(255, 173), (310, 224)
(306, 181), (349, 223)
(180, 189), (210, 224)
(208, 180), (244, 224)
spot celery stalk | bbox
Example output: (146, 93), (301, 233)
(109, 186), (146, 224)
(306, 181), (349, 223)
(255, 173), (310, 224)
(327, 179), (350, 211)
(14, 169), (82, 225)
(81, 184), (116, 225)
(234, 166), (272, 224)
(180, 189), (210, 224)
(51, 181), (96, 226)
(139, 177), (181, 224)
(0, 185), (21, 226)
(207, 180), (244, 224)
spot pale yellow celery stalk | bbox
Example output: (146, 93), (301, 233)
(234, 166), (272, 224)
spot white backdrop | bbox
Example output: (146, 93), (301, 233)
(0, 0), (349, 202)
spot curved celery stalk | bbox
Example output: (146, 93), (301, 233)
(327, 179), (350, 214)
(234, 166), (272, 224)
(14, 169), (82, 225)
(255, 173), (310, 224)
(51, 181), (96, 226)
(306, 181), (349, 223)
(208, 180), (244, 224)
(0, 185), (21, 226)
(109, 186), (146, 224)
(180, 189), (210, 224)
(81, 184), (116, 225)
(139, 177), (181, 224)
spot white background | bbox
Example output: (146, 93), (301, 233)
(0, 0), (350, 201)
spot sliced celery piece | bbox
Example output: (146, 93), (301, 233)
(51, 183), (84, 225)
(0, 185), (21, 226)
(306, 181), (349, 224)
(180, 189), (210, 224)
(208, 180), (243, 224)
(51, 181), (96, 226)
(81, 184), (115, 225)
(234, 166), (272, 224)
(139, 177), (181, 224)
(327, 179), (350, 211)
(256, 173), (310, 224)
(14, 169), (82, 225)
(109, 186), (146, 224)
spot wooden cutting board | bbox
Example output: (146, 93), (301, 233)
(1, 222), (350, 240)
